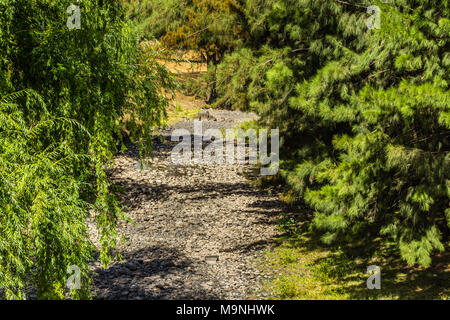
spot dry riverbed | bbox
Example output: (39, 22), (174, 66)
(88, 110), (285, 299)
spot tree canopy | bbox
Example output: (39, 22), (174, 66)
(0, 0), (173, 299)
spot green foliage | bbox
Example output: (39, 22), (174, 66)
(121, 0), (189, 39)
(0, 91), (93, 299)
(214, 47), (272, 110)
(210, 0), (450, 266)
(0, 0), (173, 299)
(307, 82), (449, 267)
(160, 0), (250, 102)
(161, 0), (248, 58)
(124, 0), (448, 269)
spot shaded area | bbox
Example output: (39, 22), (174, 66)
(260, 233), (449, 300)
(92, 246), (220, 300)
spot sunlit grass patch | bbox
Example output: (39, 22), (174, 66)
(164, 101), (201, 126)
(258, 232), (449, 300)
(259, 236), (351, 300)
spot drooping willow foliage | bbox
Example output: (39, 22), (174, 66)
(0, 0), (174, 299)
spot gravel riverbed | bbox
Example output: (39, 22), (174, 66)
(89, 110), (284, 299)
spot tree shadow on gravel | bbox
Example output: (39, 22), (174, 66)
(112, 176), (282, 207)
(176, 182), (268, 200)
(91, 246), (220, 300)
(221, 239), (279, 255)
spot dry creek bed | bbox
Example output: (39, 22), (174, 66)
(89, 109), (287, 299)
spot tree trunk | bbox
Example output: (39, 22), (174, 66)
(206, 52), (218, 104)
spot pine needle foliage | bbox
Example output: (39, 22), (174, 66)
(210, 0), (450, 266)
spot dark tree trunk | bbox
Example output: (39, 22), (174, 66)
(206, 52), (218, 104)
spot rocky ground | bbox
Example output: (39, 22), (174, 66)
(89, 109), (285, 300)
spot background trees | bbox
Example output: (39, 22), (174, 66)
(227, 0), (449, 267)
(161, 0), (249, 102)
(121, 0), (189, 39)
